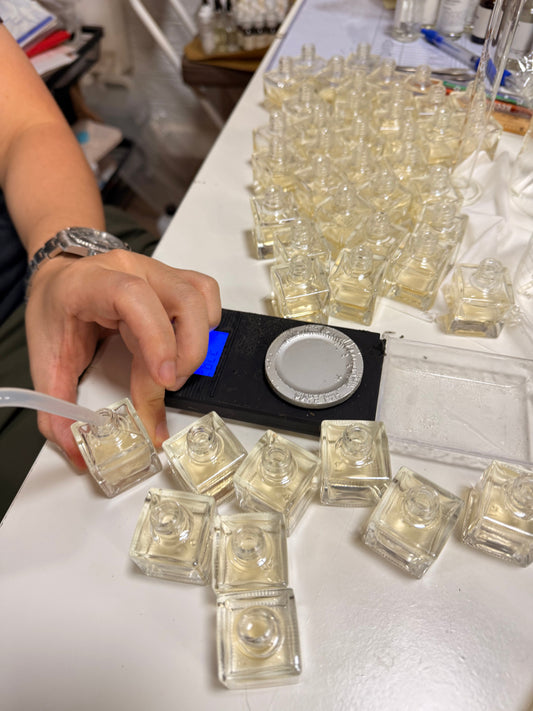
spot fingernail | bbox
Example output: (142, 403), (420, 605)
(159, 359), (177, 388)
(155, 420), (170, 446)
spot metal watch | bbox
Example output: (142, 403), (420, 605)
(25, 227), (130, 292)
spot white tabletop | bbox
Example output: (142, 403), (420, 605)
(2, 2), (533, 710)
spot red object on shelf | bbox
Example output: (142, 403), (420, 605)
(25, 30), (71, 57)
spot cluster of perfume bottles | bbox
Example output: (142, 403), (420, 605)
(73, 399), (533, 685)
(250, 44), (510, 330)
(197, 0), (289, 55)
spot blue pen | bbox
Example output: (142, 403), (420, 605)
(421, 28), (513, 87)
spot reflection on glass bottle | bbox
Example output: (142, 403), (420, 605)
(320, 420), (392, 506)
(163, 411), (247, 503)
(363, 466), (464, 578)
(329, 245), (386, 325)
(212, 512), (289, 593)
(129, 488), (216, 584)
(71, 397), (162, 497)
(216, 587), (301, 688)
(233, 430), (320, 536)
(438, 258), (514, 337)
(383, 225), (452, 310)
(461, 460), (533, 567)
(271, 254), (330, 323)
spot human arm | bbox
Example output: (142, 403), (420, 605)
(0, 25), (221, 465)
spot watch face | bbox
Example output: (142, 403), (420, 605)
(57, 228), (129, 255)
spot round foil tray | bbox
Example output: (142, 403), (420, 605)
(264, 324), (364, 409)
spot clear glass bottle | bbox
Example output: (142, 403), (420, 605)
(359, 167), (412, 227)
(233, 430), (320, 536)
(271, 254), (330, 323)
(363, 466), (464, 578)
(392, 0), (424, 42)
(461, 460), (533, 567)
(129, 488), (216, 584)
(403, 64), (441, 94)
(320, 420), (392, 506)
(423, 107), (462, 166)
(346, 42), (381, 71)
(253, 109), (291, 154)
(415, 82), (448, 122)
(162, 411), (247, 503)
(507, 0), (533, 70)
(292, 42), (327, 77)
(315, 55), (350, 104)
(216, 587), (301, 689)
(282, 82), (323, 126)
(250, 184), (298, 259)
(348, 211), (405, 259)
(383, 225), (452, 310)
(418, 200), (468, 268)
(71, 397), (162, 498)
(436, 0), (472, 38)
(329, 245), (387, 325)
(212, 512), (289, 593)
(410, 164), (463, 221)
(316, 183), (372, 257)
(438, 258), (515, 337)
(294, 154), (345, 208)
(251, 136), (300, 193)
(263, 56), (298, 109)
(272, 217), (330, 269)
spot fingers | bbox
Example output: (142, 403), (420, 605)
(129, 354), (169, 448)
(24, 250), (221, 468)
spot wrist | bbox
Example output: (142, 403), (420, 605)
(25, 227), (130, 300)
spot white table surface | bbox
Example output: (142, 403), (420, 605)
(2, 2), (533, 710)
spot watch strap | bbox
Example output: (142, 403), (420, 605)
(25, 227), (130, 297)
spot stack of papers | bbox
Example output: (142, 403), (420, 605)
(0, 0), (77, 75)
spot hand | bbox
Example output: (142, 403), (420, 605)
(24, 250), (221, 468)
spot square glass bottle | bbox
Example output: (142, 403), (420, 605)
(438, 258), (515, 338)
(71, 397), (162, 498)
(216, 587), (301, 689)
(363, 466), (464, 578)
(250, 185), (297, 259)
(383, 225), (452, 311)
(233, 430), (320, 536)
(461, 460), (533, 567)
(129, 488), (215, 585)
(328, 245), (387, 325)
(212, 512), (289, 593)
(320, 420), (392, 506)
(163, 411), (247, 504)
(271, 255), (330, 324)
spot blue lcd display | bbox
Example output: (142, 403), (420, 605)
(194, 330), (229, 377)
